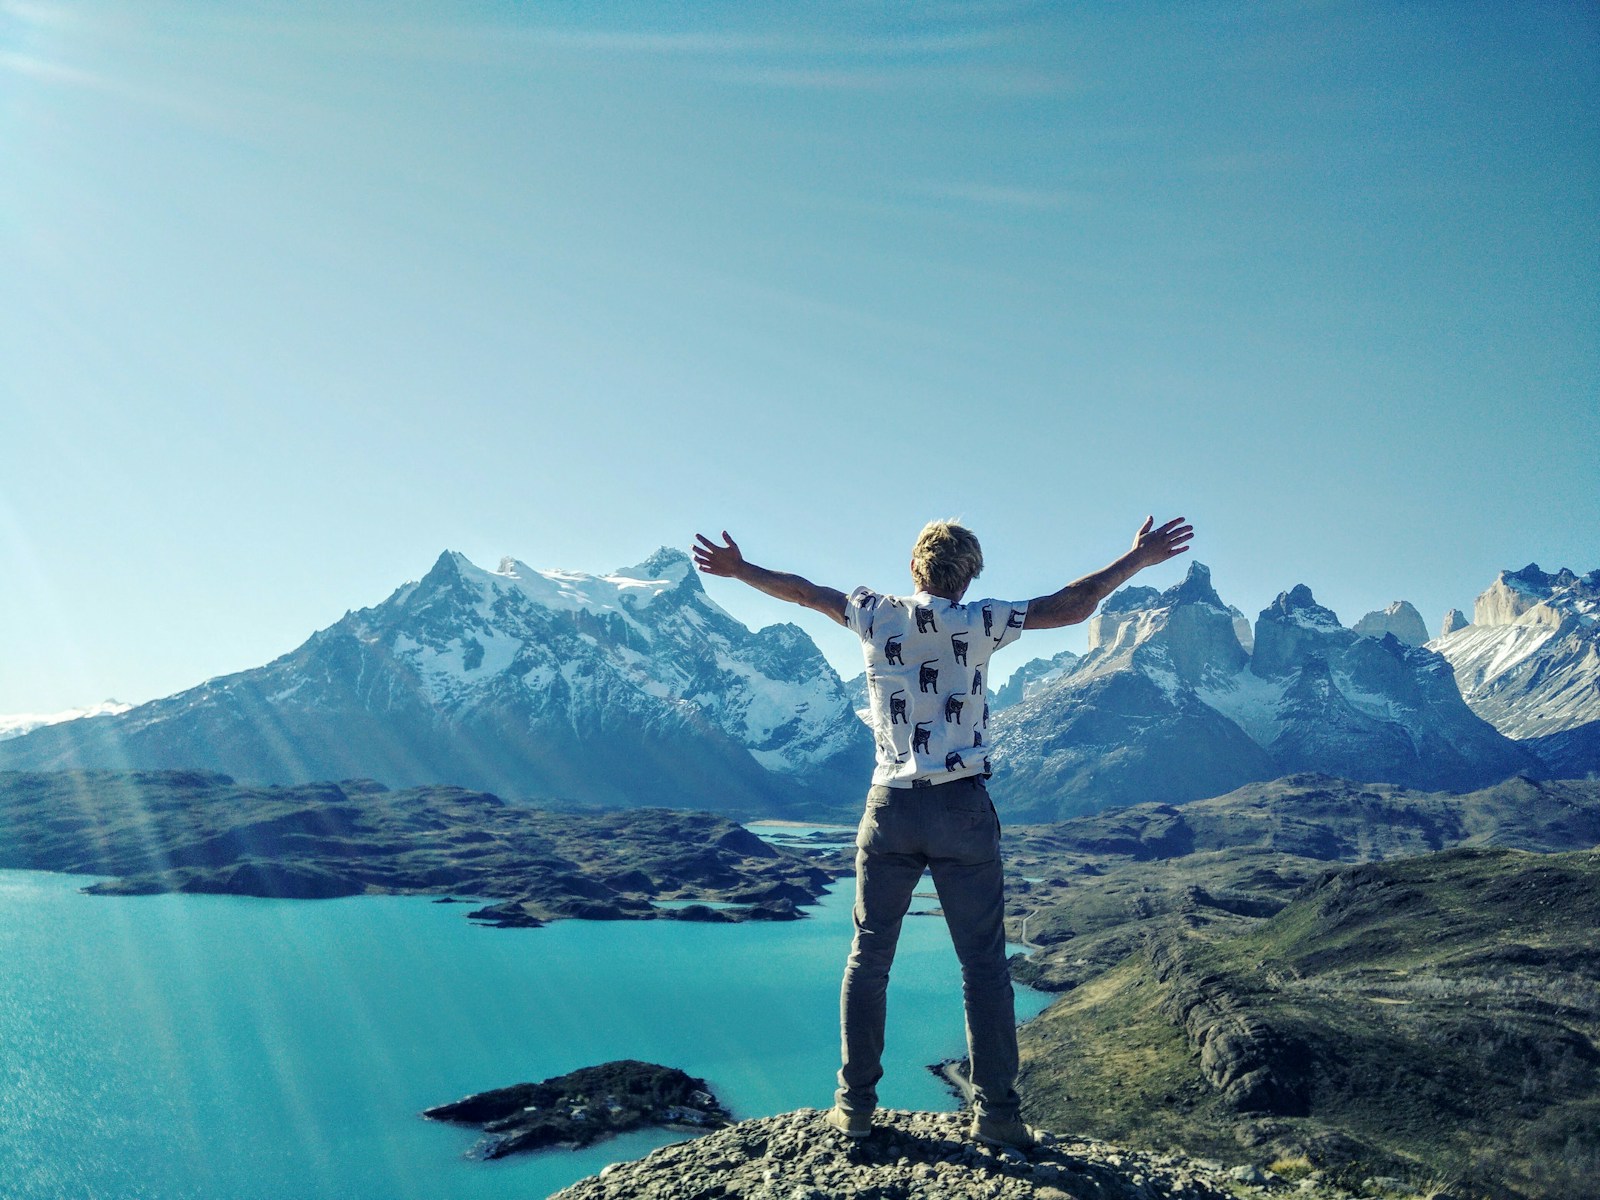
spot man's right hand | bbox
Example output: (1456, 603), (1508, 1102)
(1130, 516), (1194, 567)
(690, 532), (848, 625)
(692, 532), (749, 580)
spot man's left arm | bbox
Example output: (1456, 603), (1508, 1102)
(691, 532), (848, 626)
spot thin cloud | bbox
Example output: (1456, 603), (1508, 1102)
(917, 181), (1100, 212)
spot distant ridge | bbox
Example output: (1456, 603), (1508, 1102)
(989, 563), (1537, 821)
(0, 549), (870, 817)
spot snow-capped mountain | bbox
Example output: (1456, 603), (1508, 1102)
(991, 650), (1080, 712)
(988, 563), (1539, 821)
(0, 701), (132, 741)
(1428, 564), (1600, 777)
(0, 549), (870, 815)
(988, 565), (1277, 819)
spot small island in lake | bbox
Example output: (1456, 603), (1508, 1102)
(423, 1060), (731, 1158)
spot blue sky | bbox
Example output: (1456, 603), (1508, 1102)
(2, 0), (1596, 712)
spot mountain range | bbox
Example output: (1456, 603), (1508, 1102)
(1, 551), (1592, 819)
(1426, 564), (1600, 778)
(0, 549), (867, 816)
(986, 562), (1544, 820)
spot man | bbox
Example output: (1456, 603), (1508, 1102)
(691, 515), (1193, 1150)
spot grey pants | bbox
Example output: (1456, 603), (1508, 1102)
(834, 776), (1021, 1122)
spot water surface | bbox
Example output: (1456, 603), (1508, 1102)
(0, 869), (1050, 1200)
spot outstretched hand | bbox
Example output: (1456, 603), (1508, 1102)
(692, 531), (747, 579)
(1131, 516), (1194, 567)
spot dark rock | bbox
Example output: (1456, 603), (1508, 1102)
(424, 1060), (730, 1159)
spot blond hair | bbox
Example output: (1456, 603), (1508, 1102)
(911, 519), (983, 597)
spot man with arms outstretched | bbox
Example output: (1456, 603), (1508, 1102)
(692, 515), (1193, 1150)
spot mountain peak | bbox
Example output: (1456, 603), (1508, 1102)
(1161, 560), (1225, 610)
(1266, 584), (1341, 629)
(1101, 584), (1162, 615)
(1352, 599), (1429, 646)
(615, 546), (696, 585)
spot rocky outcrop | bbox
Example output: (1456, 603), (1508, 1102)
(1229, 605), (1254, 653)
(1248, 585), (1343, 678)
(1147, 933), (1308, 1115)
(424, 1061), (729, 1158)
(1352, 600), (1428, 646)
(548, 1108), (1241, 1200)
(1440, 608), (1469, 636)
(1472, 564), (1597, 627)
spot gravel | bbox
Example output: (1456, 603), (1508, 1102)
(548, 1108), (1254, 1200)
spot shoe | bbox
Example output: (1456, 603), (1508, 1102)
(971, 1115), (1038, 1151)
(824, 1105), (872, 1139)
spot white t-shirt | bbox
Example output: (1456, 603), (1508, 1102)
(845, 586), (1029, 788)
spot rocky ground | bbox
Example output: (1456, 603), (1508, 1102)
(548, 1108), (1296, 1200)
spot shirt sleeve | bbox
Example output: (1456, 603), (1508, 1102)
(974, 598), (1030, 651)
(844, 586), (880, 641)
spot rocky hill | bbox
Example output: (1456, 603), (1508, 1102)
(548, 1108), (1254, 1200)
(1428, 564), (1600, 778)
(997, 773), (1600, 993)
(1008, 843), (1600, 1200)
(988, 564), (1536, 822)
(0, 549), (871, 817)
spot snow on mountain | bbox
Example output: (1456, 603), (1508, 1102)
(989, 564), (1278, 819)
(387, 548), (861, 778)
(989, 562), (1539, 821)
(0, 548), (870, 815)
(1352, 600), (1429, 646)
(1428, 564), (1600, 775)
(991, 650), (1081, 712)
(0, 701), (132, 741)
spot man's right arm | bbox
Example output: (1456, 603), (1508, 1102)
(691, 532), (848, 626)
(1023, 516), (1194, 630)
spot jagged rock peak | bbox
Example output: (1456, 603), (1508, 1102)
(1352, 600), (1429, 646)
(1101, 584), (1161, 614)
(1440, 608), (1470, 636)
(1506, 563), (1584, 591)
(1475, 562), (1600, 627)
(549, 1108), (1239, 1200)
(1265, 584), (1341, 628)
(1161, 560), (1227, 610)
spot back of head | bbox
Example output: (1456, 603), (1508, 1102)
(911, 520), (983, 598)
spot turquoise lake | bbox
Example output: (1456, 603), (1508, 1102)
(0, 860), (1052, 1200)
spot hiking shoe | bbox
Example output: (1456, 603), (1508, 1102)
(824, 1105), (872, 1139)
(971, 1115), (1038, 1151)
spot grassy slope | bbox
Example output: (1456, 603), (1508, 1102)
(1017, 848), (1600, 1200)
